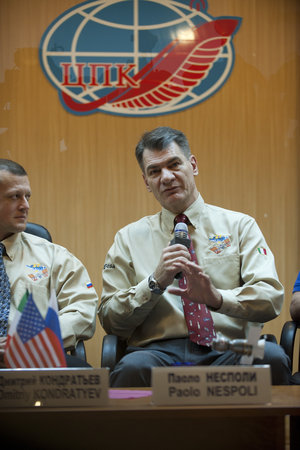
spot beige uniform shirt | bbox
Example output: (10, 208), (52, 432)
(99, 195), (284, 346)
(3, 232), (98, 349)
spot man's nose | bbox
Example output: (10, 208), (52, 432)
(19, 197), (30, 210)
(161, 168), (175, 183)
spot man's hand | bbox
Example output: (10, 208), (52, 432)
(154, 244), (191, 290)
(168, 260), (223, 310)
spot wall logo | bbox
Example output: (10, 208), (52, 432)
(39, 0), (241, 117)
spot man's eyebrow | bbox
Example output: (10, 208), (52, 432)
(6, 187), (31, 195)
(145, 156), (182, 173)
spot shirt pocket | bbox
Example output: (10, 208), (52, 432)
(202, 253), (240, 289)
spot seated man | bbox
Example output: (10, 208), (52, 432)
(290, 271), (300, 322)
(290, 271), (300, 385)
(0, 159), (98, 367)
(99, 126), (291, 387)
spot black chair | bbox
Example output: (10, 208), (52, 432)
(280, 320), (300, 380)
(25, 222), (52, 242)
(67, 340), (87, 362)
(101, 334), (126, 370)
(24, 222), (87, 362)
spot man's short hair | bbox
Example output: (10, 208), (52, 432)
(0, 159), (27, 177)
(135, 126), (191, 171)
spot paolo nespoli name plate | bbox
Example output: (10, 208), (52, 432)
(152, 365), (271, 406)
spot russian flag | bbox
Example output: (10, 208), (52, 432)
(44, 289), (67, 366)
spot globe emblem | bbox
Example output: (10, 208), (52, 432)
(39, 0), (241, 117)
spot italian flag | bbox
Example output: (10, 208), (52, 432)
(258, 247), (267, 255)
(6, 291), (29, 338)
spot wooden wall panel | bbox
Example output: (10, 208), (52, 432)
(0, 0), (299, 369)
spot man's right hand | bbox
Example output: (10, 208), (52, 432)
(154, 243), (191, 290)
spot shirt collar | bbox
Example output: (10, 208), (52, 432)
(1, 232), (21, 261)
(161, 193), (205, 234)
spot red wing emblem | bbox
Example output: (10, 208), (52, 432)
(62, 18), (239, 113)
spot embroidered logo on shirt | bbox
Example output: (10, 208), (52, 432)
(86, 282), (93, 289)
(257, 247), (267, 255)
(103, 263), (115, 270)
(26, 264), (49, 282)
(209, 234), (231, 254)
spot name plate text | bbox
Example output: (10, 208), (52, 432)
(0, 368), (109, 408)
(152, 365), (271, 405)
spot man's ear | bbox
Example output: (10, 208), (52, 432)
(142, 173), (152, 192)
(190, 155), (199, 176)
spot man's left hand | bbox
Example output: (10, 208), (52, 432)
(168, 260), (223, 310)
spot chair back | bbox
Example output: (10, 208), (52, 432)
(24, 222), (52, 242)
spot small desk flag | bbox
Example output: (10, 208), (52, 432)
(4, 290), (66, 368)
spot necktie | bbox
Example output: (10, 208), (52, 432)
(174, 214), (216, 346)
(0, 243), (11, 337)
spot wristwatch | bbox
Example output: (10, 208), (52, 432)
(148, 273), (165, 295)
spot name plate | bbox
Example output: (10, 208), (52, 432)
(152, 365), (271, 405)
(0, 368), (109, 408)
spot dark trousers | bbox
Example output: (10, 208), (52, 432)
(110, 338), (291, 387)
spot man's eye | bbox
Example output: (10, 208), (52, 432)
(149, 169), (159, 176)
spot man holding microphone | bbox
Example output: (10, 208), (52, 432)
(99, 126), (290, 386)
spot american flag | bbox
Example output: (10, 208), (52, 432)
(4, 291), (66, 368)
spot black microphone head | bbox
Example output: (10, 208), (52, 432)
(174, 222), (188, 240)
(172, 222), (190, 279)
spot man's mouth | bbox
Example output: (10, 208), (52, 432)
(163, 186), (180, 195)
(15, 215), (27, 221)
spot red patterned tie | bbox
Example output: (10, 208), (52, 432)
(174, 214), (216, 346)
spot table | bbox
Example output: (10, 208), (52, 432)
(0, 386), (299, 450)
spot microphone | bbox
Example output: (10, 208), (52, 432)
(171, 222), (191, 247)
(211, 335), (265, 361)
(212, 336), (253, 355)
(171, 222), (191, 279)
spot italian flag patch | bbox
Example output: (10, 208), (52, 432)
(257, 247), (267, 255)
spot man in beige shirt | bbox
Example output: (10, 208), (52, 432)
(99, 126), (291, 386)
(0, 159), (98, 367)
(290, 272), (300, 322)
